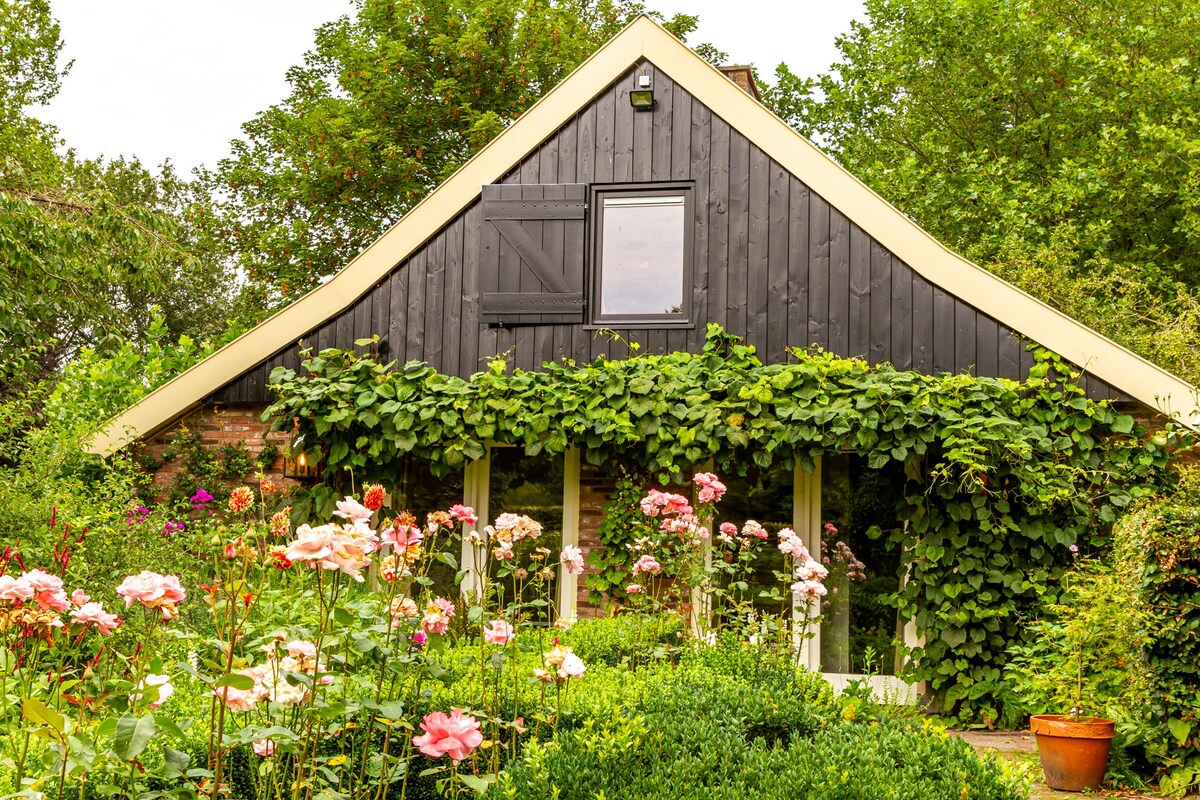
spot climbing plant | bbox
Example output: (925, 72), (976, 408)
(262, 325), (1186, 718)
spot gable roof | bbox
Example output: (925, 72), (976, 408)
(89, 16), (1199, 454)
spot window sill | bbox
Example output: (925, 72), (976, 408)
(582, 321), (697, 331)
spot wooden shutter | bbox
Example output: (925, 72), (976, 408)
(479, 183), (586, 325)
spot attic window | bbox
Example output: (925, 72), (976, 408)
(590, 184), (693, 325)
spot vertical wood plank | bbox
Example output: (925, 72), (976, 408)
(352, 288), (371, 353)
(997, 324), (1022, 381)
(671, 79), (691, 181)
(650, 67), (673, 182)
(911, 271), (934, 373)
(868, 240), (891, 366)
(613, 71), (634, 183)
(744, 144), (769, 355)
(708, 115), (731, 332)
(766, 159), (789, 362)
(975, 313), (999, 378)
(633, 64), (655, 181)
(848, 223), (870, 360)
(828, 207), (850, 357)
(371, 277), (391, 356)
(424, 229), (447, 369)
(557, 117), (577, 183)
(787, 179), (810, 351)
(594, 83), (616, 183)
(406, 248), (427, 361)
(441, 217), (463, 379)
(576, 101), (596, 185)
(689, 94), (711, 339)
(955, 304), (977, 375)
(889, 254), (913, 370)
(461, 203), (483, 377)
(932, 286), (955, 373)
(335, 303), (354, 350)
(807, 193), (830, 348)
(387, 267), (408, 363)
(727, 130), (750, 339)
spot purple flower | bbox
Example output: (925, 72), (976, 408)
(125, 505), (152, 525)
(410, 631), (428, 650)
(1068, 544), (1079, 555)
(190, 489), (214, 509)
(162, 520), (185, 537)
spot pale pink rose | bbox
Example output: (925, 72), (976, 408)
(631, 554), (661, 576)
(626, 583), (644, 594)
(492, 542), (514, 561)
(23, 569), (70, 611)
(380, 523), (423, 549)
(420, 597), (455, 635)
(483, 619), (515, 645)
(560, 545), (584, 575)
(213, 668), (266, 712)
(69, 602), (120, 635)
(493, 512), (522, 530)
(741, 521), (768, 540)
(718, 522), (738, 537)
(285, 524), (335, 564)
(287, 640), (317, 659)
(794, 558), (829, 582)
(412, 709), (483, 761)
(0, 574), (33, 603)
(558, 652), (586, 680)
(253, 739), (276, 757)
(116, 570), (186, 618)
(134, 674), (173, 708)
(792, 579), (828, 599)
(70, 589), (90, 607)
(333, 497), (373, 522)
(448, 504), (478, 526)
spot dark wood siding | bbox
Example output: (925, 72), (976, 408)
(211, 59), (1130, 405)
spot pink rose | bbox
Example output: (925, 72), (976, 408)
(483, 619), (515, 645)
(626, 583), (644, 594)
(558, 652), (586, 680)
(412, 709), (484, 761)
(69, 602), (120, 635)
(559, 545), (584, 575)
(253, 739), (276, 757)
(448, 504), (478, 526)
(23, 569), (70, 611)
(116, 571), (186, 618)
(421, 597), (455, 635)
(134, 673), (173, 708)
(693, 472), (727, 504)
(632, 554), (661, 576)
(333, 497), (373, 522)
(287, 640), (317, 659)
(0, 574), (33, 603)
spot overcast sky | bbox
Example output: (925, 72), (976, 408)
(40, 0), (865, 174)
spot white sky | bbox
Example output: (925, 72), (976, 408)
(40, 0), (865, 174)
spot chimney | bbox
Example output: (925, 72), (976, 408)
(718, 65), (761, 101)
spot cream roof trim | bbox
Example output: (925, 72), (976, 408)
(89, 16), (1199, 453)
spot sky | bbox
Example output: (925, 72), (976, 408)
(40, 0), (865, 175)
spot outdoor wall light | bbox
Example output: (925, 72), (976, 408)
(630, 73), (655, 110)
(283, 434), (318, 480)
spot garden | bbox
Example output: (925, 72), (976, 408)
(2, 330), (1200, 799)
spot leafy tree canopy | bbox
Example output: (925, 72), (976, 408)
(0, 0), (237, 394)
(763, 0), (1200, 381)
(210, 0), (716, 320)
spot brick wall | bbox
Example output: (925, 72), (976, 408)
(140, 403), (298, 498)
(576, 463), (618, 617)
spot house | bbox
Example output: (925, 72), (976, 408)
(89, 16), (1198, 687)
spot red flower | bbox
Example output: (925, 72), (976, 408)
(228, 487), (255, 514)
(363, 484), (386, 512)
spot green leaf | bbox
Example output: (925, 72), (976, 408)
(112, 714), (156, 761)
(1168, 717), (1193, 746)
(214, 673), (255, 691)
(22, 697), (65, 734)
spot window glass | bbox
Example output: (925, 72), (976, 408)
(714, 463), (793, 616)
(598, 195), (686, 318)
(488, 448), (565, 622)
(819, 455), (905, 675)
(391, 456), (465, 600)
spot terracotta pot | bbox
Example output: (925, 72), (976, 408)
(1030, 714), (1115, 792)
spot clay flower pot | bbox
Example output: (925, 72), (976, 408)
(1030, 714), (1115, 792)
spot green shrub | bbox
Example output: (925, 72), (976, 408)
(557, 613), (685, 667)
(1115, 487), (1200, 797)
(497, 663), (1023, 799)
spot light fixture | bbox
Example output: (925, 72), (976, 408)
(630, 73), (655, 111)
(283, 434), (317, 480)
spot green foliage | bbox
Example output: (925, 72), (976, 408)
(1114, 476), (1200, 796)
(264, 324), (1181, 718)
(584, 470), (647, 605)
(770, 0), (1200, 384)
(138, 423), (264, 510)
(210, 0), (710, 321)
(557, 613), (685, 667)
(1002, 558), (1150, 726)
(497, 661), (1023, 799)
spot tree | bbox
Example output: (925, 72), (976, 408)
(0, 0), (237, 392)
(764, 0), (1200, 381)
(210, 0), (712, 320)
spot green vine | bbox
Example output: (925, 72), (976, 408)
(585, 468), (650, 608)
(138, 422), (275, 510)
(263, 324), (1187, 718)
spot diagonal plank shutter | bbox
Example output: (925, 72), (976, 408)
(479, 183), (586, 324)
